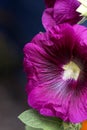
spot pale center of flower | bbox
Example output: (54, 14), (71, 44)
(63, 61), (80, 80)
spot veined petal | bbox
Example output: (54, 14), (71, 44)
(42, 8), (56, 31)
(73, 24), (87, 45)
(28, 82), (72, 121)
(42, 0), (81, 30)
(53, 0), (81, 24)
(69, 90), (87, 123)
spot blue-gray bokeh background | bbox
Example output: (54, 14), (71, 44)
(0, 1), (44, 130)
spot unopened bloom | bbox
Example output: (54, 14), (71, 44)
(24, 24), (87, 123)
(42, 0), (82, 30)
(76, 0), (87, 17)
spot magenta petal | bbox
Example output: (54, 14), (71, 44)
(28, 84), (74, 122)
(53, 0), (81, 25)
(28, 84), (87, 123)
(42, 0), (81, 30)
(40, 108), (55, 116)
(69, 92), (87, 123)
(28, 86), (56, 116)
(73, 24), (87, 45)
(31, 31), (54, 46)
(42, 8), (56, 31)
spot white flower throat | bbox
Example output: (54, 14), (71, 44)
(63, 61), (80, 81)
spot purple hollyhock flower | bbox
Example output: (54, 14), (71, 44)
(42, 0), (82, 30)
(24, 23), (87, 123)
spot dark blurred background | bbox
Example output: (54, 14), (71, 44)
(0, 0), (44, 130)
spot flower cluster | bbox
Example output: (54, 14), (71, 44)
(23, 0), (87, 125)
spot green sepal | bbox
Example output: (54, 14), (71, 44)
(18, 109), (63, 130)
(25, 125), (42, 130)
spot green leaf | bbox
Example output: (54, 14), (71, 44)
(18, 109), (63, 130)
(25, 125), (42, 130)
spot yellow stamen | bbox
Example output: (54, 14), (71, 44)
(63, 61), (80, 80)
